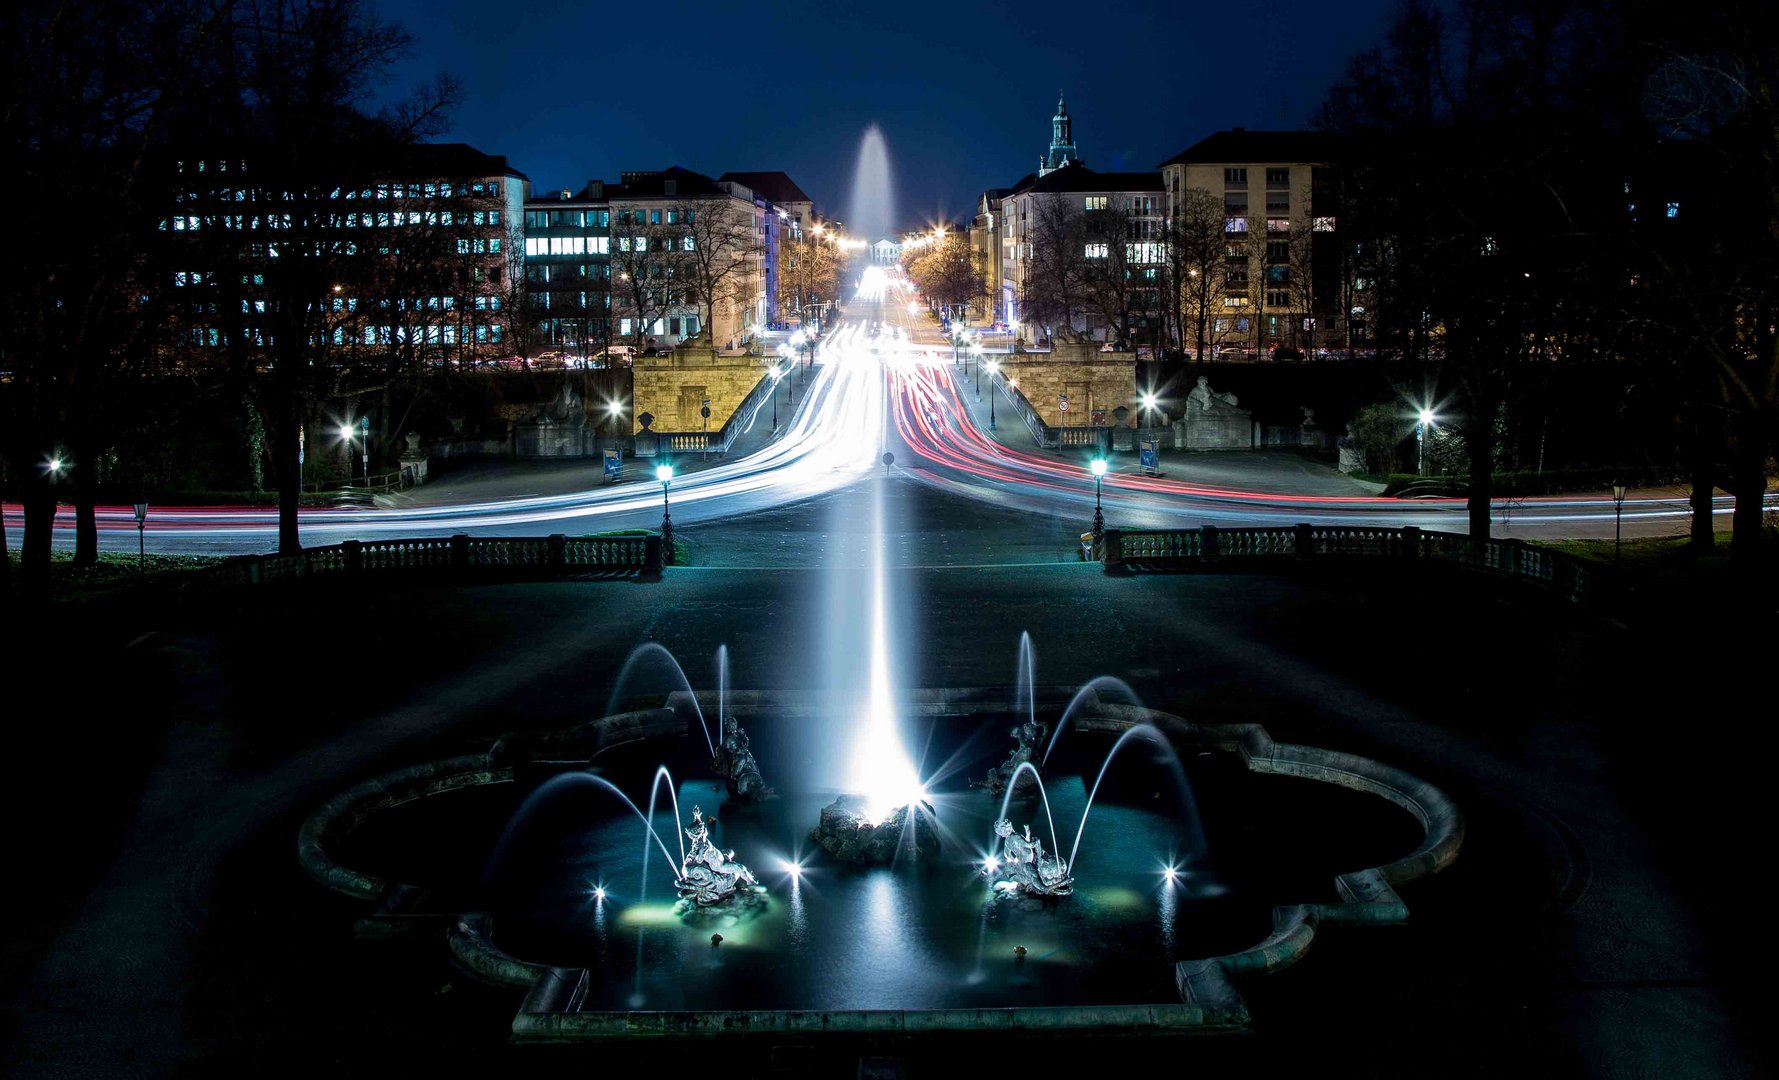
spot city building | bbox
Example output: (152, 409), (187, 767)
(164, 142), (526, 368)
(720, 171), (815, 329)
(973, 95), (1165, 346)
(522, 180), (613, 358)
(1157, 129), (1350, 355)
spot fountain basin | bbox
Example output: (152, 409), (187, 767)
(303, 687), (1461, 1037)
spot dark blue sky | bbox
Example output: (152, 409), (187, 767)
(370, 0), (1396, 236)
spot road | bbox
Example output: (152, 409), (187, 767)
(6, 272), (1767, 555)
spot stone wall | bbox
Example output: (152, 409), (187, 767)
(631, 346), (768, 434)
(998, 344), (1139, 428)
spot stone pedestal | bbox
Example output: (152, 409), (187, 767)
(1176, 376), (1252, 451)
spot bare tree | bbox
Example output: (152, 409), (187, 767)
(608, 211), (687, 347)
(1019, 198), (1086, 343)
(1172, 187), (1230, 360)
(679, 197), (761, 345)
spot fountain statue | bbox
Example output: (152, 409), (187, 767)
(975, 716), (1048, 796)
(710, 718), (773, 801)
(986, 818), (1074, 897)
(675, 806), (760, 906)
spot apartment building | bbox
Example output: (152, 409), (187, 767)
(164, 142), (526, 366)
(1158, 129), (1350, 354)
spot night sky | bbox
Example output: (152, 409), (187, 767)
(369, 0), (1396, 236)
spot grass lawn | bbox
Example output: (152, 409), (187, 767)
(5, 549), (228, 603)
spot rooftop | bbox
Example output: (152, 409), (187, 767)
(1159, 129), (1347, 168)
(717, 171), (813, 205)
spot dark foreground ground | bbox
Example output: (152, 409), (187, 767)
(1, 492), (1773, 1077)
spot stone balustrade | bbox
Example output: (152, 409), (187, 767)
(1101, 523), (1596, 606)
(185, 532), (662, 594)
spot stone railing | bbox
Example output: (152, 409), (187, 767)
(1101, 523), (1596, 607)
(186, 532), (662, 594)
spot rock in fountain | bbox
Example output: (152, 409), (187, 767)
(675, 806), (763, 907)
(710, 717), (773, 801)
(986, 818), (1074, 897)
(810, 794), (939, 866)
(975, 716), (1048, 797)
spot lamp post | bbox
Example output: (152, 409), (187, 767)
(972, 340), (983, 399)
(359, 416), (370, 483)
(656, 463), (675, 566)
(1612, 483), (1627, 568)
(1416, 408), (1434, 477)
(1089, 457), (1108, 547)
(338, 423), (355, 485)
(771, 364), (783, 432)
(986, 359), (1001, 429)
(133, 502), (148, 579)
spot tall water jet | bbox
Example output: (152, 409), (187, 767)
(848, 125), (895, 244)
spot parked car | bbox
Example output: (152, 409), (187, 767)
(1270, 345), (1305, 361)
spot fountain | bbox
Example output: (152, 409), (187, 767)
(301, 123), (1463, 1037)
(674, 806), (763, 908)
(985, 818), (1074, 897)
(848, 124), (895, 247)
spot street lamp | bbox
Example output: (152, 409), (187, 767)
(770, 363), (784, 432)
(986, 359), (1001, 429)
(338, 422), (355, 484)
(656, 463), (675, 566)
(1612, 483), (1627, 568)
(133, 502), (148, 579)
(1089, 457), (1108, 547)
(1416, 408), (1435, 477)
(971, 339), (983, 398)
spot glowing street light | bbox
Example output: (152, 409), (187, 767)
(1416, 408), (1435, 477)
(656, 463), (675, 565)
(1089, 457), (1108, 548)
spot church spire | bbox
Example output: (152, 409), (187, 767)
(1041, 90), (1079, 176)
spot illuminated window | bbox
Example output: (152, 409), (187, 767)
(1225, 217), (1248, 233)
(1266, 218), (1289, 232)
(1666, 201), (1679, 219)
(1084, 243), (1108, 258)
(1313, 217), (1336, 232)
(1084, 196), (1107, 211)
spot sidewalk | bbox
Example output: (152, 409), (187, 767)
(948, 366), (1383, 498)
(376, 376), (802, 510)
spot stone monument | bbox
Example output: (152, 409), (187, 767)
(1175, 376), (1252, 451)
(514, 381), (590, 457)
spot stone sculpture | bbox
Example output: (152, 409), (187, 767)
(986, 818), (1074, 897)
(711, 719), (773, 801)
(675, 806), (758, 906)
(975, 716), (1047, 796)
(1187, 375), (1239, 412)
